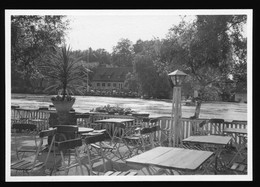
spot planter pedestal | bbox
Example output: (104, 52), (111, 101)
(49, 112), (77, 127)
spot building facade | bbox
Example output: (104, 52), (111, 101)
(91, 67), (132, 90)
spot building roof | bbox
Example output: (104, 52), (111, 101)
(92, 67), (133, 82)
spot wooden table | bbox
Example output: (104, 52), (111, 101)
(126, 146), (214, 175)
(182, 135), (232, 174)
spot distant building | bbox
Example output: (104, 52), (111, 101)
(91, 67), (133, 90)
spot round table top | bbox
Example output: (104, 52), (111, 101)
(78, 127), (94, 133)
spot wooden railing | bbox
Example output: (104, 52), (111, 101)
(11, 108), (50, 130)
(156, 117), (247, 145)
(11, 108), (247, 146)
(76, 113), (247, 146)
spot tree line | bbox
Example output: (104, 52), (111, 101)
(11, 15), (247, 102)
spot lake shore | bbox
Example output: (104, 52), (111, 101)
(10, 93), (247, 122)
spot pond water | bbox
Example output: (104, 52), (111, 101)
(10, 93), (248, 122)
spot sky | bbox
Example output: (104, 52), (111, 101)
(64, 12), (193, 53)
(6, 9), (250, 53)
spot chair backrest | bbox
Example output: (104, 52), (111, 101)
(83, 133), (107, 144)
(54, 125), (78, 133)
(54, 125), (79, 140)
(57, 138), (82, 151)
(39, 128), (57, 138)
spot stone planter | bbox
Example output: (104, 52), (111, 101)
(48, 99), (76, 146)
(52, 100), (75, 113)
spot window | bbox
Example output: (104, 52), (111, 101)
(102, 83), (105, 87)
(108, 83), (111, 87)
(97, 83), (100, 87)
(113, 83), (117, 87)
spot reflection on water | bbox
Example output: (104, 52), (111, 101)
(10, 93), (247, 122)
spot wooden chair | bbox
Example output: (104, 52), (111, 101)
(228, 135), (247, 167)
(82, 133), (113, 175)
(123, 126), (157, 158)
(53, 138), (85, 175)
(12, 123), (42, 160)
(102, 122), (140, 161)
(11, 128), (57, 176)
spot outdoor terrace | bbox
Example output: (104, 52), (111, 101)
(10, 107), (248, 177)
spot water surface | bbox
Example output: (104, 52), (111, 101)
(11, 93), (247, 122)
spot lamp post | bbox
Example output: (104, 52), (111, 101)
(168, 70), (187, 147)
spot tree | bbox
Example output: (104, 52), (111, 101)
(93, 48), (112, 66)
(164, 15), (247, 118)
(124, 72), (140, 93)
(111, 38), (134, 67)
(11, 15), (69, 93)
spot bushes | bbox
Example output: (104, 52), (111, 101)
(90, 104), (134, 115)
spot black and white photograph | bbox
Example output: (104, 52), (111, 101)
(5, 9), (252, 181)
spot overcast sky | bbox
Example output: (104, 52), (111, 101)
(6, 9), (251, 54)
(64, 11), (197, 53)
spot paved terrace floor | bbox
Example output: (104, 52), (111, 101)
(10, 134), (247, 176)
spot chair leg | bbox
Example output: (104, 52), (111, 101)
(99, 142), (107, 173)
(75, 148), (84, 175)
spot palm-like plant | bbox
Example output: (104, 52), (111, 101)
(39, 45), (88, 102)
